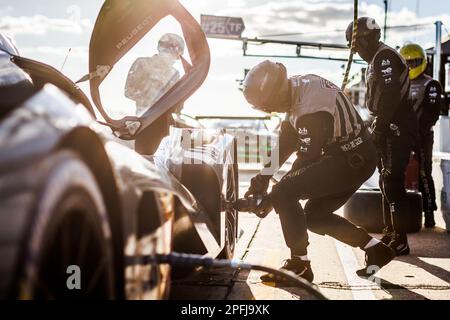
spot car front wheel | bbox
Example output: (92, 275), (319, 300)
(17, 151), (115, 299)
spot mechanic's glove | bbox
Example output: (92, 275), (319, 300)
(419, 125), (432, 138)
(371, 128), (386, 148)
(253, 196), (273, 218)
(245, 174), (271, 198)
(370, 119), (388, 148)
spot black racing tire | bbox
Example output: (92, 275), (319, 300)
(17, 151), (115, 299)
(219, 144), (239, 259)
(343, 188), (423, 233)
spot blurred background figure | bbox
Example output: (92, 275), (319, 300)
(125, 33), (185, 116)
(400, 43), (443, 228)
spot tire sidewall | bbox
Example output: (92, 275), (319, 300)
(18, 151), (114, 299)
(222, 160), (239, 259)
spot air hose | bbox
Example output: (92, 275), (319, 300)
(341, 0), (359, 90)
(140, 252), (327, 300)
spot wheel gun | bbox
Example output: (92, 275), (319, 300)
(235, 194), (273, 218)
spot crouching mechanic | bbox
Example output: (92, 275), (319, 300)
(242, 60), (395, 283)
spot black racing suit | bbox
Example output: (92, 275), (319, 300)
(269, 112), (376, 256)
(410, 74), (442, 213)
(366, 43), (418, 238)
(135, 109), (174, 155)
(135, 103), (183, 155)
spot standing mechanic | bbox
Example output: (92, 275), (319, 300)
(346, 17), (417, 256)
(400, 43), (443, 228)
(242, 60), (395, 282)
(125, 33), (184, 116)
(126, 33), (185, 155)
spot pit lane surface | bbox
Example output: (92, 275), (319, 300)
(170, 164), (450, 300)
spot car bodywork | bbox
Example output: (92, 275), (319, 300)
(0, 0), (237, 299)
(87, 0), (211, 139)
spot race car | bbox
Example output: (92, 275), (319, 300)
(0, 0), (238, 299)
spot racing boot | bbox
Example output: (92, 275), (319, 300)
(388, 233), (410, 256)
(380, 227), (394, 245)
(260, 257), (314, 283)
(424, 211), (436, 228)
(357, 242), (395, 278)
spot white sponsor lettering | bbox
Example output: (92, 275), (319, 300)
(381, 67), (393, 75)
(429, 92), (438, 98)
(341, 137), (363, 152)
(298, 128), (308, 135)
(300, 137), (311, 145)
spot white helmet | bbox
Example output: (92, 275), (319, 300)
(243, 60), (288, 112)
(157, 33), (185, 58)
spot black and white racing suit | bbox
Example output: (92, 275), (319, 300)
(366, 43), (418, 238)
(268, 75), (376, 256)
(411, 73), (442, 214)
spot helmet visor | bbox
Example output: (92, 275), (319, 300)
(406, 58), (424, 69)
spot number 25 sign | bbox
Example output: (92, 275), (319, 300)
(201, 15), (245, 39)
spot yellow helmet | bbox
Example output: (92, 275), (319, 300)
(400, 43), (427, 80)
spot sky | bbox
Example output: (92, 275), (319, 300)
(1, 0), (450, 117)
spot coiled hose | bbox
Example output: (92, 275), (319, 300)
(341, 0), (359, 90)
(142, 252), (327, 300)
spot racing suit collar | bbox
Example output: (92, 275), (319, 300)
(359, 41), (382, 63)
